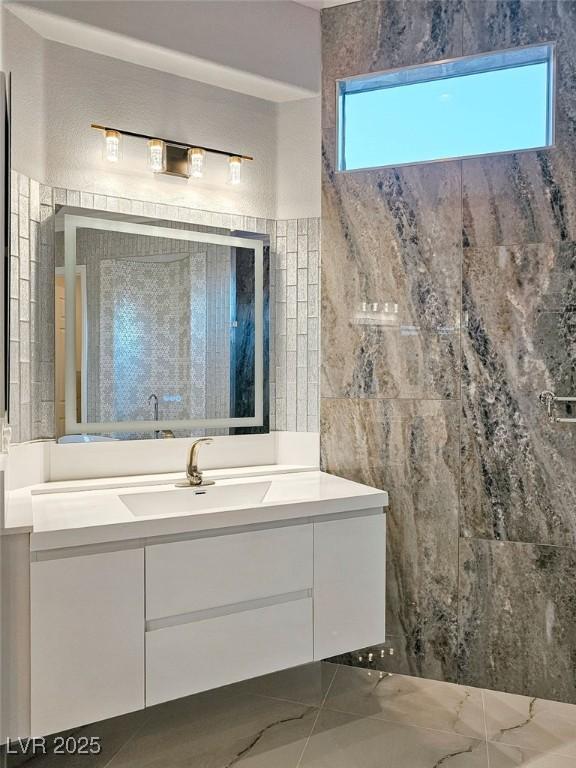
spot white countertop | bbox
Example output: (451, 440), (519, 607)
(4, 466), (388, 551)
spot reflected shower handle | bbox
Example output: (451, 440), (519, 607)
(538, 390), (576, 423)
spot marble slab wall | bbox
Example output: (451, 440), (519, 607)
(8, 172), (320, 442)
(321, 0), (576, 702)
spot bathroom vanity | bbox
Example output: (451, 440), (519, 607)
(7, 465), (387, 736)
(0, 200), (388, 740)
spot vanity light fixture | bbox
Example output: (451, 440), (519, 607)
(92, 124), (251, 184)
(188, 147), (205, 178)
(228, 156), (242, 185)
(104, 129), (121, 163)
(147, 139), (166, 173)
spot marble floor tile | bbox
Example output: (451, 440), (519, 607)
(239, 662), (338, 707)
(323, 666), (486, 739)
(488, 743), (576, 767)
(1, 709), (150, 767)
(107, 688), (317, 768)
(484, 690), (576, 758)
(11, 667), (576, 767)
(298, 709), (488, 768)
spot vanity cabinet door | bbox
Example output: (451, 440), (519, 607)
(313, 512), (386, 660)
(31, 549), (145, 736)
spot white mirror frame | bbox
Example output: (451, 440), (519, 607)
(63, 215), (264, 435)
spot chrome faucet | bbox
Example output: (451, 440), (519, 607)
(148, 394), (160, 439)
(184, 438), (214, 486)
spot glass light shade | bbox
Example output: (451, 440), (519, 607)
(147, 139), (166, 173)
(228, 156), (242, 185)
(104, 130), (121, 163)
(188, 147), (205, 178)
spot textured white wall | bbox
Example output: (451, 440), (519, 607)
(3, 6), (320, 221)
(277, 97), (321, 220)
(43, 40), (278, 218)
(1, 10), (45, 182)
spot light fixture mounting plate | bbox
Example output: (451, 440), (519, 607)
(162, 144), (190, 179)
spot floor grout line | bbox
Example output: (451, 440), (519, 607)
(320, 663), (339, 708)
(481, 690), (491, 768)
(101, 709), (156, 768)
(248, 692), (323, 707)
(487, 739), (576, 761)
(295, 664), (339, 768)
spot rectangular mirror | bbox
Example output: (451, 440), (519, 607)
(54, 211), (268, 440)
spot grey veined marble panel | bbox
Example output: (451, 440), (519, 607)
(462, 150), (576, 248)
(463, 0), (576, 140)
(463, 1), (576, 58)
(320, 397), (460, 681)
(461, 242), (576, 546)
(322, 164), (461, 400)
(458, 538), (576, 704)
(321, 0), (464, 173)
(462, 0), (576, 247)
(320, 0), (576, 704)
(322, 0), (464, 81)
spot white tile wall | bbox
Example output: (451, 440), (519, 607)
(272, 217), (320, 433)
(8, 174), (320, 442)
(9, 171), (50, 443)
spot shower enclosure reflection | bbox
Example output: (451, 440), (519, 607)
(54, 210), (268, 440)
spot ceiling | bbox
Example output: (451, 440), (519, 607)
(7, 0), (323, 102)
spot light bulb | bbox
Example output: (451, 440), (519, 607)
(104, 130), (121, 163)
(147, 139), (166, 173)
(228, 156), (242, 185)
(188, 147), (205, 178)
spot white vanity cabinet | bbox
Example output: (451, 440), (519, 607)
(30, 549), (145, 736)
(144, 512), (385, 705)
(30, 509), (385, 734)
(313, 514), (386, 659)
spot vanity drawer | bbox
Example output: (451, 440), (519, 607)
(146, 597), (313, 705)
(145, 524), (313, 620)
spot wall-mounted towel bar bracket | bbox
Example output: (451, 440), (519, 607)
(539, 391), (576, 423)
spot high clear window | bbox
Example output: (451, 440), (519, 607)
(338, 44), (555, 171)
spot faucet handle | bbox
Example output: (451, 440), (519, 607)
(193, 437), (213, 447)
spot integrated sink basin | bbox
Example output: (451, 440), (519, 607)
(120, 481), (272, 518)
(25, 470), (388, 552)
